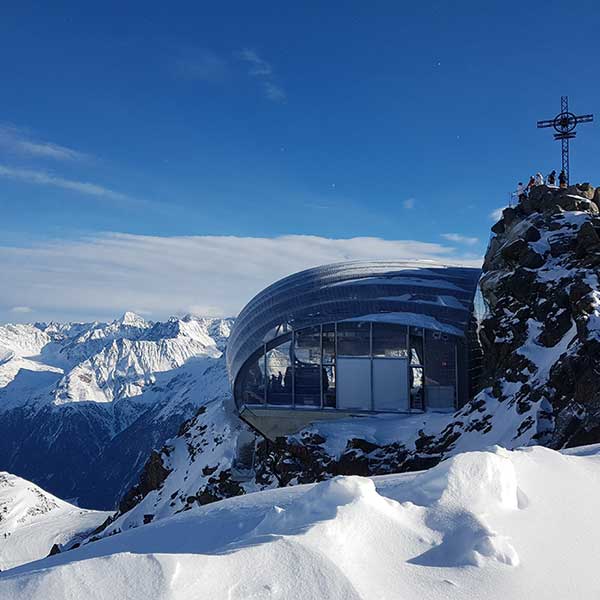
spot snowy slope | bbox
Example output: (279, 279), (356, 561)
(0, 314), (234, 508)
(2, 445), (600, 599)
(0, 472), (109, 571)
(98, 395), (254, 535)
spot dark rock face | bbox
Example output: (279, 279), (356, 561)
(471, 184), (600, 448)
(118, 450), (172, 514)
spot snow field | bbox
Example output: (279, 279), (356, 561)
(2, 444), (600, 599)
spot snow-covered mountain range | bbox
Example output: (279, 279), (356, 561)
(0, 472), (108, 571)
(0, 313), (233, 509)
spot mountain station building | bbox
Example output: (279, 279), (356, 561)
(226, 261), (481, 440)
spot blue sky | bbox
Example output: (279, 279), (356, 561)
(2, 1), (600, 322)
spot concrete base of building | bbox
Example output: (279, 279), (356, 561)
(238, 405), (423, 441)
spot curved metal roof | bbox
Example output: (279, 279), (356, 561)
(226, 260), (481, 386)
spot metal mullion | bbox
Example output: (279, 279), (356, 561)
(454, 341), (459, 410)
(406, 325), (411, 411)
(369, 322), (374, 411)
(291, 330), (295, 408)
(263, 343), (267, 405)
(421, 327), (426, 411)
(319, 324), (324, 409)
(334, 322), (338, 409)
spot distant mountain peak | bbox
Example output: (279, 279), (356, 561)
(117, 311), (147, 327)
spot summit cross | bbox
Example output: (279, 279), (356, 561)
(537, 96), (593, 185)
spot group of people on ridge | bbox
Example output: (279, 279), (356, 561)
(515, 169), (567, 202)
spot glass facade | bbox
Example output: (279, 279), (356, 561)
(234, 322), (463, 412)
(227, 260), (481, 415)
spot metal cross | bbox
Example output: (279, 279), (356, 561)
(537, 96), (593, 185)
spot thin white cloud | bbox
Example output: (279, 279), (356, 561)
(441, 233), (479, 245)
(0, 165), (132, 203)
(174, 49), (229, 82)
(10, 306), (33, 314)
(237, 48), (273, 76)
(236, 48), (286, 102)
(263, 82), (286, 102)
(0, 233), (482, 323)
(0, 125), (87, 162)
(490, 207), (506, 221)
(403, 198), (415, 209)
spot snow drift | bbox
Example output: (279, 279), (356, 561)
(2, 444), (600, 599)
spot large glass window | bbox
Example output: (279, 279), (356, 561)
(372, 323), (408, 357)
(409, 327), (424, 366)
(424, 330), (456, 409)
(294, 327), (321, 406)
(266, 337), (293, 405)
(424, 331), (456, 387)
(323, 365), (336, 407)
(294, 327), (320, 364)
(238, 352), (266, 405)
(337, 322), (370, 356)
(322, 324), (336, 364)
(410, 366), (424, 409)
(239, 322), (457, 412)
(323, 325), (336, 408)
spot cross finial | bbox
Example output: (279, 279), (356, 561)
(537, 97), (593, 185)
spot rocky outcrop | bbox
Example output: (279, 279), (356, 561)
(476, 184), (600, 447)
(118, 450), (172, 514)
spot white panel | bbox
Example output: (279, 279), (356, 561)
(425, 385), (455, 410)
(336, 358), (371, 410)
(373, 358), (409, 411)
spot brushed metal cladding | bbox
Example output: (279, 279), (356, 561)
(226, 260), (481, 388)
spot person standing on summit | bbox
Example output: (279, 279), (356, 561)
(547, 170), (557, 186)
(534, 172), (544, 186)
(527, 175), (535, 191)
(559, 170), (567, 188)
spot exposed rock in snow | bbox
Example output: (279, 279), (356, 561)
(96, 396), (256, 535)
(0, 314), (233, 509)
(438, 183), (600, 452)
(2, 445), (600, 599)
(0, 472), (109, 571)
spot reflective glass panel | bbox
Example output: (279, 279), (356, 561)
(424, 331), (456, 387)
(323, 365), (336, 407)
(238, 353), (265, 405)
(294, 326), (321, 364)
(293, 327), (322, 407)
(409, 327), (424, 365)
(322, 324), (335, 364)
(337, 322), (370, 356)
(266, 339), (293, 405)
(424, 330), (456, 409)
(410, 366), (424, 409)
(372, 323), (408, 357)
